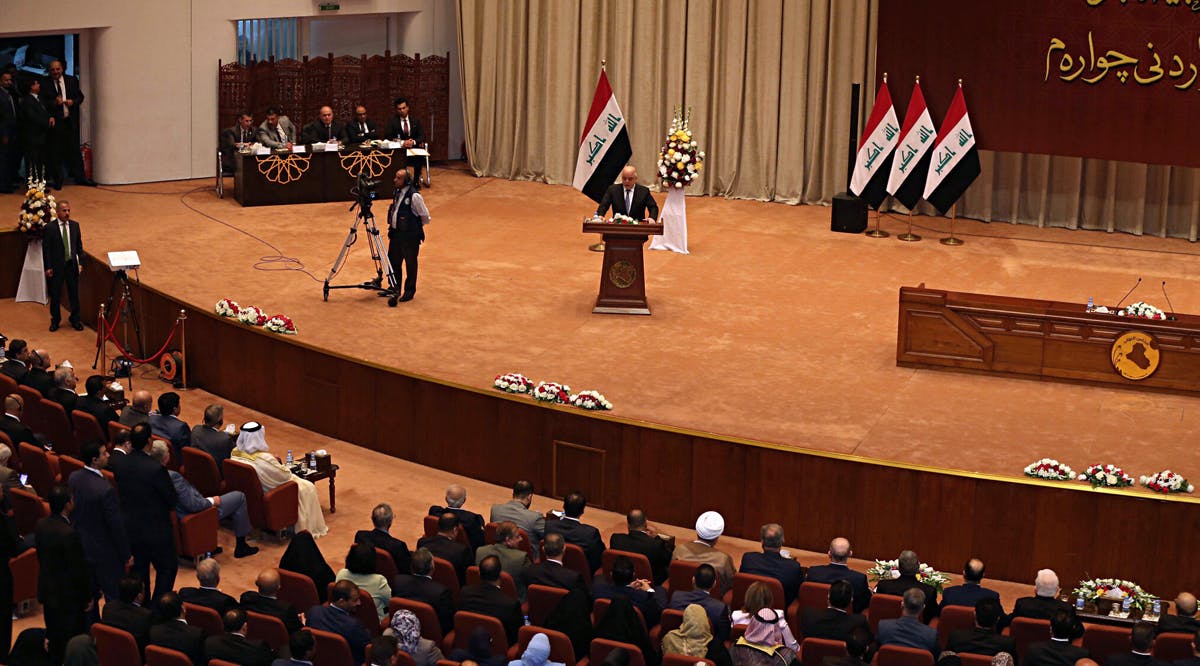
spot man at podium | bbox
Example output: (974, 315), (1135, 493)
(596, 165), (659, 222)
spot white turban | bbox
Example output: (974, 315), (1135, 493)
(695, 511), (725, 540)
(235, 421), (269, 454)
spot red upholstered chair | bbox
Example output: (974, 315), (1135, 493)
(71, 409), (107, 445)
(145, 644), (193, 666)
(603, 549), (654, 582)
(432, 556), (462, 602)
(1155, 633), (1195, 662)
(0, 371), (17, 397)
(107, 420), (131, 444)
(590, 638), (648, 666)
(223, 458), (298, 534)
(936, 604), (978, 649)
(668, 560), (719, 600)
(799, 582), (831, 612)
(868, 594), (905, 634)
(181, 446), (223, 497)
(560, 543), (594, 585)
(435, 661), (460, 666)
(1082, 624), (1132, 665)
(485, 522), (532, 557)
(170, 508), (219, 564)
(448, 611), (510, 655)
(210, 660), (241, 666)
(246, 610), (290, 652)
(308, 628), (356, 666)
(592, 597), (647, 630)
(10, 547), (39, 616)
(876, 644), (936, 666)
(526, 584), (569, 628)
(958, 653), (995, 666)
(8, 486), (49, 537)
(1010, 617), (1052, 660)
(39, 398), (79, 457)
(425, 514), (471, 547)
(801, 637), (849, 666)
(278, 568), (321, 613)
(325, 582), (380, 636)
(663, 655), (714, 666)
(375, 547), (400, 579)
(183, 602), (223, 636)
(92, 622), (141, 666)
(58, 454), (85, 484)
(17, 386), (46, 434)
(18, 442), (58, 499)
(389, 597), (444, 644)
(726, 572), (799, 630)
(466, 565), (519, 600)
(649, 608), (688, 646)
(507, 626), (578, 666)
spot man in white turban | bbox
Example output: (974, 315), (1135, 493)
(671, 510), (735, 595)
(231, 422), (328, 537)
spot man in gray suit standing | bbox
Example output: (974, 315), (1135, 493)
(489, 480), (545, 557)
(256, 106), (295, 149)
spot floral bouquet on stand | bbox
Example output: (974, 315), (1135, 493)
(532, 381), (571, 404)
(867, 559), (950, 593)
(1119, 301), (1167, 320)
(1073, 578), (1156, 611)
(1078, 463), (1134, 488)
(1140, 470), (1193, 494)
(263, 314), (297, 335)
(657, 106), (705, 190)
(1023, 458), (1076, 481)
(494, 372), (534, 394)
(17, 176), (56, 239)
(569, 390), (613, 411)
(237, 305), (267, 326)
(214, 298), (241, 318)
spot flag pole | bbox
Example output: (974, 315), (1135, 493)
(940, 203), (963, 245)
(899, 208), (921, 241)
(589, 59), (608, 253)
(864, 73), (890, 239)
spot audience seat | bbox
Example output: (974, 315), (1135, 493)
(170, 508), (219, 565)
(107, 420), (131, 444)
(58, 454), (85, 484)
(726, 572), (798, 629)
(424, 514), (471, 547)
(388, 597), (444, 644)
(18, 442), (58, 499)
(1154, 632), (1194, 662)
(590, 638), (647, 666)
(39, 398), (79, 458)
(1082, 624), (1131, 665)
(325, 582), (381, 636)
(10, 547), (38, 616)
(145, 644), (193, 666)
(526, 584), (569, 628)
(307, 627), (356, 666)
(447, 611), (510, 655)
(798, 582), (831, 613)
(867, 594), (905, 634)
(561, 543), (594, 585)
(0, 371), (17, 397)
(484, 521), (532, 557)
(223, 458), (298, 534)
(183, 602), (223, 636)
(181, 446), (223, 497)
(507, 626), (578, 666)
(667, 560), (718, 600)
(876, 644), (935, 666)
(209, 660), (241, 666)
(396, 651), (418, 666)
(1009, 617), (1051, 660)
(8, 486), (49, 537)
(435, 660), (460, 666)
(601, 549), (654, 583)
(649, 608), (687, 646)
(432, 556), (462, 602)
(936, 604), (977, 648)
(277, 568), (321, 614)
(17, 386), (46, 434)
(663, 655), (714, 666)
(466, 566), (518, 600)
(800, 637), (848, 666)
(92, 622), (140, 666)
(246, 610), (290, 653)
(957, 653), (995, 666)
(592, 597), (647, 630)
(71, 409), (107, 445)
(374, 547), (400, 580)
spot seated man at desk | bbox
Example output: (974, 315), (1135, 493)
(301, 105), (346, 145)
(386, 97), (425, 185)
(256, 106), (295, 150)
(346, 104), (379, 144)
(220, 111), (255, 174)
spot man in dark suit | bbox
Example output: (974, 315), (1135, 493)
(801, 580), (869, 643)
(1025, 609), (1091, 666)
(1, 339), (30, 381)
(48, 365), (79, 415)
(457, 555), (523, 645)
(591, 554), (661, 628)
(160, 439), (258, 558)
(876, 550), (939, 623)
(666, 563), (732, 643)
(1107, 622), (1168, 666)
(76, 375), (119, 432)
(357, 503), (412, 576)
(205, 609), (275, 666)
(877, 588), (939, 657)
(101, 576), (155, 653)
(148, 391), (191, 460)
(0, 70), (19, 193)
(220, 111), (255, 175)
(276, 630), (317, 666)
(545, 491), (604, 575)
(826, 626), (873, 666)
(300, 105), (347, 145)
(1001, 569), (1083, 639)
(307, 580), (371, 666)
(41, 60), (94, 187)
(35, 484), (93, 664)
(346, 104), (379, 144)
(417, 512), (472, 585)
(150, 591), (207, 666)
(69, 440), (130, 602)
(385, 97), (425, 185)
(114, 425), (178, 600)
(19, 78), (51, 182)
(119, 390), (152, 428)
(1158, 593), (1200, 635)
(428, 483), (486, 551)
(190, 403), (236, 471)
(942, 558), (1002, 609)
(389, 547), (455, 635)
(239, 569), (303, 635)
(19, 349), (54, 397)
(595, 165), (660, 221)
(740, 523), (803, 606)
(180, 557), (240, 616)
(520, 532), (589, 598)
(609, 509), (673, 587)
(1, 394), (38, 448)
(946, 597), (1015, 658)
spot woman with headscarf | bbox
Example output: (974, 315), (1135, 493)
(730, 608), (799, 666)
(231, 422), (328, 537)
(338, 542), (392, 620)
(594, 596), (659, 666)
(662, 603), (731, 666)
(508, 632), (565, 666)
(385, 609), (445, 666)
(279, 529), (336, 603)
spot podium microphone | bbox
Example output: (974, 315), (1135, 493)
(1162, 280), (1177, 320)
(1115, 277), (1142, 309)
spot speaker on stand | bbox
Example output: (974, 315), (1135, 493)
(831, 82), (868, 233)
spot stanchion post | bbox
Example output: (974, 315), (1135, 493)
(939, 203), (964, 246)
(178, 310), (189, 390)
(97, 304), (107, 374)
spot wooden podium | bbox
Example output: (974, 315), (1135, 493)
(582, 220), (664, 315)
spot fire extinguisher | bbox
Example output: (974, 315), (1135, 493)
(81, 143), (93, 182)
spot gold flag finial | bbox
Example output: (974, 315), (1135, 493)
(957, 78), (963, 86)
(883, 72), (888, 83)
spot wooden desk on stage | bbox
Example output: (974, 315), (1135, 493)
(582, 220), (664, 315)
(897, 286), (1200, 393)
(234, 147), (404, 207)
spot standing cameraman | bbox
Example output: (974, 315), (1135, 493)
(386, 168), (430, 302)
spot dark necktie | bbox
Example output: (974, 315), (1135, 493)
(326, 125), (332, 140)
(58, 80), (68, 118)
(625, 189), (633, 214)
(402, 118), (409, 136)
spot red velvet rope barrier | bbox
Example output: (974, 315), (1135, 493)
(96, 295), (182, 365)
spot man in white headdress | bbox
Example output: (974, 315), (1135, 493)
(231, 421), (328, 537)
(672, 510), (735, 595)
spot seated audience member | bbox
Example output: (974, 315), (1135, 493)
(459, 555), (523, 645)
(490, 479), (546, 556)
(220, 111), (255, 174)
(257, 107), (296, 149)
(101, 576), (154, 653)
(279, 528), (336, 603)
(877, 588), (939, 658)
(545, 491), (605, 575)
(1024, 609), (1091, 666)
(800, 579), (869, 643)
(307, 580), (371, 666)
(368, 634), (400, 666)
(662, 603), (731, 666)
(190, 403), (235, 468)
(149, 591), (206, 666)
(729, 607), (799, 666)
(148, 391), (190, 457)
(277, 629), (317, 666)
(876, 550), (940, 623)
(475, 520), (533, 597)
(520, 532), (588, 597)
(667, 563), (732, 644)
(610, 509), (672, 587)
(337, 541), (393, 620)
(449, 626), (506, 666)
(509, 632), (566, 666)
(673, 511), (736, 596)
(733, 582), (784, 627)
(76, 375), (120, 433)
(346, 104), (380, 144)
(430, 483), (486, 551)
(20, 348), (53, 397)
(417, 511), (472, 584)
(1172, 629), (1200, 666)
(157, 439), (258, 558)
(239, 568), (303, 635)
(1157, 593), (1200, 635)
(119, 389), (152, 428)
(827, 626), (873, 666)
(942, 558), (1002, 608)
(355, 502), (412, 576)
(389, 547), (455, 635)
(0, 339), (29, 381)
(593, 555), (661, 628)
(946, 597), (1015, 658)
(387, 609), (446, 666)
(179, 557), (240, 616)
(0, 394), (37, 448)
(1107, 622), (1169, 666)
(0, 443), (32, 491)
(232, 421), (328, 537)
(594, 595), (659, 666)
(1000, 569), (1082, 638)
(48, 365), (80, 415)
(300, 105), (346, 144)
(739, 523), (803, 607)
(205, 608), (275, 666)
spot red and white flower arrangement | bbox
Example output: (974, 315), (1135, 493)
(532, 381), (571, 404)
(1024, 458), (1075, 481)
(1079, 463), (1134, 488)
(867, 560), (950, 593)
(657, 106), (705, 189)
(237, 305), (268, 326)
(1073, 578), (1155, 611)
(214, 298), (241, 318)
(1119, 301), (1167, 320)
(569, 390), (612, 411)
(494, 372), (534, 394)
(263, 314), (297, 335)
(17, 176), (56, 239)
(1140, 470), (1194, 494)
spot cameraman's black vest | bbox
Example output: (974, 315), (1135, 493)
(389, 187), (424, 241)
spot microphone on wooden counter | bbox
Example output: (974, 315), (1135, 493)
(1162, 281), (1177, 320)
(1115, 277), (1142, 309)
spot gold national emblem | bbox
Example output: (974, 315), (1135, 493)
(1110, 331), (1161, 381)
(340, 150), (393, 178)
(608, 261), (637, 289)
(256, 154), (311, 184)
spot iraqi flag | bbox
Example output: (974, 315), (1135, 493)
(885, 80), (937, 210)
(573, 69), (632, 203)
(850, 78), (900, 210)
(923, 84), (981, 214)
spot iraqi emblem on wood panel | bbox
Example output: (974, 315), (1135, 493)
(608, 261), (637, 289)
(1110, 331), (1160, 381)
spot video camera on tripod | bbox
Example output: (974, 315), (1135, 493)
(350, 171), (380, 215)
(324, 167), (400, 306)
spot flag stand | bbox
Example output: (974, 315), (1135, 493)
(940, 204), (963, 245)
(865, 208), (889, 238)
(898, 209), (921, 242)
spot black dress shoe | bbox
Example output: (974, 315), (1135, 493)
(71, 321), (83, 331)
(399, 293), (414, 302)
(49, 322), (59, 332)
(78, 179), (98, 187)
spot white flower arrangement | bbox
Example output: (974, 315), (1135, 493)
(1073, 578), (1156, 611)
(1119, 301), (1167, 320)
(611, 213), (639, 225)
(17, 176), (56, 238)
(532, 381), (571, 404)
(1140, 470), (1194, 494)
(494, 372), (534, 394)
(263, 314), (297, 335)
(569, 390), (612, 411)
(1024, 458), (1076, 481)
(237, 305), (267, 326)
(866, 559), (950, 593)
(1078, 463), (1134, 488)
(214, 298), (241, 318)
(657, 106), (705, 189)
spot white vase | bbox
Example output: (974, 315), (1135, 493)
(649, 187), (689, 254)
(15, 238), (48, 304)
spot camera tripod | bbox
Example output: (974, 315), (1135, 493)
(93, 269), (146, 378)
(322, 199), (400, 307)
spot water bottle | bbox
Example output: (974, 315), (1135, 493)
(1075, 596), (1085, 611)
(309, 452), (317, 471)
(1153, 599), (1162, 618)
(1122, 597), (1132, 616)
(286, 449), (293, 465)
(1087, 296), (1095, 312)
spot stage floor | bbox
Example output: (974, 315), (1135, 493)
(6, 166), (1200, 485)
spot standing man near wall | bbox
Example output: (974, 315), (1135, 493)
(41, 60), (95, 188)
(43, 200), (84, 331)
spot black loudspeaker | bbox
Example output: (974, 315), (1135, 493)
(831, 193), (868, 233)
